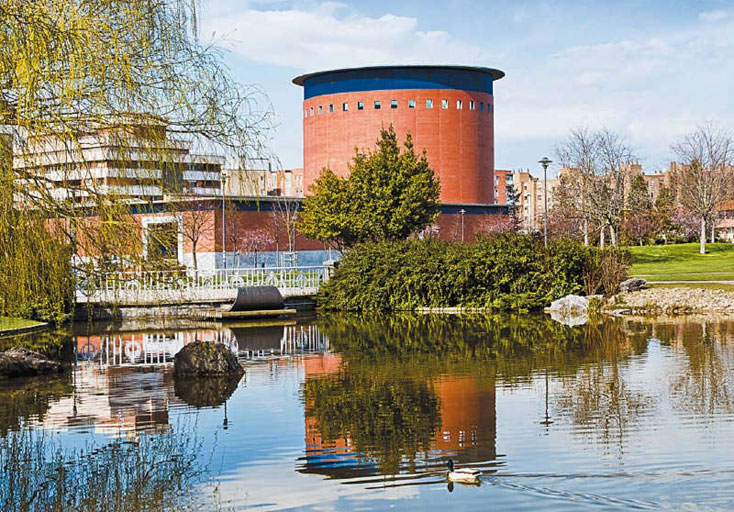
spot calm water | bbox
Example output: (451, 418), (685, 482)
(2, 313), (734, 511)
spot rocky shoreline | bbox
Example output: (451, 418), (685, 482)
(610, 287), (734, 315)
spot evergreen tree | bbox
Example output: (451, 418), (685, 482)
(299, 126), (441, 249)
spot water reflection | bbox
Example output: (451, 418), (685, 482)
(2, 314), (734, 511)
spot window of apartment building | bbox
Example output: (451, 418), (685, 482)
(318, 105), (322, 114)
(426, 99), (433, 108)
(304, 110), (308, 118)
(357, 101), (364, 110)
(487, 104), (492, 112)
(469, 100), (475, 110)
(329, 104), (334, 113)
(309, 106), (314, 116)
(374, 100), (381, 109)
(408, 99), (416, 108)
(391, 99), (398, 109)
(441, 99), (449, 109)
(342, 102), (348, 111)
(456, 100), (463, 109)
(480, 102), (484, 112)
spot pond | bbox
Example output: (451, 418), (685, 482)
(1, 313), (734, 511)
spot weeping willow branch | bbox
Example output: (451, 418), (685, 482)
(0, 0), (275, 319)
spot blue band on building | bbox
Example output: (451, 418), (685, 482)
(293, 65), (504, 100)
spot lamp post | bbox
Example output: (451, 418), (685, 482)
(221, 169), (227, 270)
(459, 209), (466, 242)
(538, 157), (552, 247)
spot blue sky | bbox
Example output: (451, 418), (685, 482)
(200, 0), (734, 177)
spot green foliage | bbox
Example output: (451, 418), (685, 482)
(0, 172), (73, 323)
(318, 233), (629, 311)
(299, 126), (440, 248)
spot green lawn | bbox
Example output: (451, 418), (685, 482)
(628, 243), (734, 282)
(0, 316), (44, 332)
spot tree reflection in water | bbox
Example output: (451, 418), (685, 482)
(302, 313), (667, 477)
(654, 317), (734, 416)
(0, 373), (73, 436)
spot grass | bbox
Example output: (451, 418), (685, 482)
(628, 243), (734, 282)
(0, 316), (44, 332)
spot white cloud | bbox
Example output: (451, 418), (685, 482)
(494, 14), (734, 169)
(699, 9), (730, 22)
(200, 1), (734, 171)
(201, 3), (488, 70)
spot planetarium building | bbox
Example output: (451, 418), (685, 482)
(293, 65), (505, 205)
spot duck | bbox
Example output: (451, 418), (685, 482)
(446, 459), (480, 483)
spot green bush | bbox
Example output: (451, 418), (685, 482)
(318, 233), (629, 311)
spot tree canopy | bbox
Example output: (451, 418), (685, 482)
(0, 0), (273, 319)
(299, 126), (441, 249)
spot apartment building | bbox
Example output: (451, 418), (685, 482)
(13, 119), (224, 202)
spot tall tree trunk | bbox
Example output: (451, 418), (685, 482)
(600, 226), (605, 249)
(711, 218), (716, 244)
(610, 225), (617, 247)
(700, 216), (707, 254)
(583, 216), (589, 246)
(192, 241), (198, 269)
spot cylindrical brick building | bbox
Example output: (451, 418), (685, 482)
(293, 65), (504, 204)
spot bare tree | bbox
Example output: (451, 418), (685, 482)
(555, 128), (597, 245)
(270, 195), (300, 266)
(177, 198), (214, 270)
(671, 123), (734, 254)
(594, 129), (636, 246)
(556, 128), (636, 247)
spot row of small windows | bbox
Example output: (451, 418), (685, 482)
(305, 99), (492, 117)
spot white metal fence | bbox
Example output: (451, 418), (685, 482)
(75, 266), (330, 304)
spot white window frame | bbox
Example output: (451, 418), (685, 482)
(142, 215), (184, 263)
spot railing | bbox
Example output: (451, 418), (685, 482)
(75, 266), (330, 304)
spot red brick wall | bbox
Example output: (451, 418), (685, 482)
(303, 89), (495, 204)
(494, 170), (511, 204)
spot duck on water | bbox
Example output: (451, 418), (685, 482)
(447, 459), (480, 484)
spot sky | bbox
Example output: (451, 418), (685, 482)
(199, 0), (734, 177)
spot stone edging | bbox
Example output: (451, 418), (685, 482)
(0, 322), (49, 338)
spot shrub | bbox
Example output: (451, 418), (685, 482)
(318, 234), (629, 311)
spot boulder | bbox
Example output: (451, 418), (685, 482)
(619, 278), (647, 293)
(548, 294), (589, 312)
(0, 348), (62, 378)
(173, 342), (244, 376)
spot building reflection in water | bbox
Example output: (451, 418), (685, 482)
(38, 322), (327, 438)
(299, 354), (497, 477)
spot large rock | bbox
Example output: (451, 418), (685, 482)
(548, 294), (589, 312)
(619, 278), (647, 293)
(173, 342), (244, 376)
(0, 348), (62, 378)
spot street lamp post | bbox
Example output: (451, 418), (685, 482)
(459, 209), (466, 242)
(221, 170), (227, 270)
(538, 157), (552, 247)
